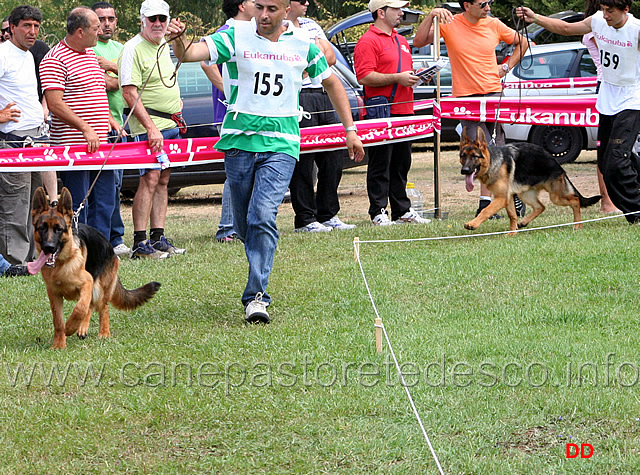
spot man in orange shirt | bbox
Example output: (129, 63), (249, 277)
(415, 1), (529, 216)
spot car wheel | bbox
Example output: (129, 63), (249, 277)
(529, 125), (583, 164)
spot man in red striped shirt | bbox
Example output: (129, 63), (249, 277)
(40, 6), (116, 241)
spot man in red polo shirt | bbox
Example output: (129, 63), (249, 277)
(354, 0), (430, 226)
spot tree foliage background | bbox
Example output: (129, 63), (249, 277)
(3, 0), (636, 46)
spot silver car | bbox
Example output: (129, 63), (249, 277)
(502, 41), (598, 163)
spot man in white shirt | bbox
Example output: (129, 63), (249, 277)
(519, 0), (640, 223)
(0, 5), (57, 267)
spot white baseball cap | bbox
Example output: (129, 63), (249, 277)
(140, 0), (170, 17)
(368, 0), (409, 13)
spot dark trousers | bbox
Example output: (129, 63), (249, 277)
(289, 88), (343, 228)
(367, 116), (412, 220)
(598, 110), (640, 223)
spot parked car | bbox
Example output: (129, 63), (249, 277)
(121, 55), (367, 196)
(502, 41), (597, 163)
(498, 10), (585, 63)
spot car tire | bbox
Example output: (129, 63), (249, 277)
(529, 125), (583, 164)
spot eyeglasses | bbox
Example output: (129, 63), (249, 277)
(473, 0), (493, 8)
(1, 27), (10, 34)
(147, 15), (168, 23)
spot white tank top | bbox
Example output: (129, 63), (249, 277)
(229, 20), (311, 118)
(591, 11), (640, 113)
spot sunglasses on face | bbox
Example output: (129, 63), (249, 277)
(147, 15), (167, 23)
(1, 27), (10, 34)
(473, 0), (493, 8)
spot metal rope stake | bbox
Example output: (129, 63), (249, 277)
(433, 17), (442, 220)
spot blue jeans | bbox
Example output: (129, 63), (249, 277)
(216, 179), (236, 240)
(59, 169), (116, 241)
(109, 169), (125, 246)
(0, 253), (10, 274)
(224, 149), (297, 306)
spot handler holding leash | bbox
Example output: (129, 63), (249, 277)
(168, 0), (364, 324)
(518, 0), (640, 223)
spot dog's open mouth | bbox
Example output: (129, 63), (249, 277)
(27, 250), (59, 275)
(463, 166), (479, 192)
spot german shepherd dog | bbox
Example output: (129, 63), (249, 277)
(460, 127), (601, 234)
(31, 187), (160, 349)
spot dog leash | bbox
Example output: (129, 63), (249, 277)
(72, 23), (196, 231)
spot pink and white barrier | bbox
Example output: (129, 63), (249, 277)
(0, 90), (602, 172)
(0, 116), (436, 172)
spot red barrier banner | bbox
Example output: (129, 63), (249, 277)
(0, 116), (435, 172)
(503, 77), (597, 90)
(440, 95), (599, 127)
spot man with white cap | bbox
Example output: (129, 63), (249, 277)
(119, 0), (186, 259)
(354, 0), (430, 226)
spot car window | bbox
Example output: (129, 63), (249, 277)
(578, 50), (597, 77)
(513, 50), (579, 80)
(176, 62), (214, 99)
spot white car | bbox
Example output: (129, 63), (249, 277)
(502, 42), (598, 163)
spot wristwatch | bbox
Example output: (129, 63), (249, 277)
(345, 126), (357, 132)
(501, 63), (510, 74)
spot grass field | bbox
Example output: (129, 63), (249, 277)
(1, 147), (639, 473)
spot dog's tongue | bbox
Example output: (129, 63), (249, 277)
(465, 171), (477, 192)
(27, 251), (48, 275)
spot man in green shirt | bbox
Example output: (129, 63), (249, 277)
(169, 0), (364, 324)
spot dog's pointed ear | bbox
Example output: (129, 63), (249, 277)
(460, 127), (471, 148)
(32, 187), (49, 216)
(476, 126), (486, 144)
(58, 188), (74, 216)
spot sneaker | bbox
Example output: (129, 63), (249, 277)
(245, 292), (270, 324)
(294, 221), (332, 233)
(2, 265), (30, 277)
(372, 209), (394, 226)
(514, 195), (526, 217)
(217, 233), (239, 243)
(150, 236), (186, 255)
(130, 240), (170, 260)
(112, 243), (131, 257)
(476, 199), (503, 220)
(395, 208), (431, 224)
(322, 215), (356, 230)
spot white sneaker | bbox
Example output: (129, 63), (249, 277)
(322, 215), (356, 230)
(395, 207), (432, 224)
(113, 243), (131, 257)
(372, 209), (394, 226)
(295, 221), (332, 233)
(245, 292), (270, 324)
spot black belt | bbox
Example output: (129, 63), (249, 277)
(0, 130), (49, 147)
(300, 87), (325, 94)
(124, 107), (175, 120)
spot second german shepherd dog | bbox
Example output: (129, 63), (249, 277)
(460, 127), (601, 234)
(31, 187), (160, 349)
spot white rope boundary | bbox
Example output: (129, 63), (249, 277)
(352, 210), (637, 474)
(354, 243), (445, 475)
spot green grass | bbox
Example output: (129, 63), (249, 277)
(1, 201), (639, 473)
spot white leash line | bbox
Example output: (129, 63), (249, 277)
(354, 245), (445, 474)
(356, 211), (633, 244)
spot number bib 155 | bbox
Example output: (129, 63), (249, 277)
(231, 21), (310, 118)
